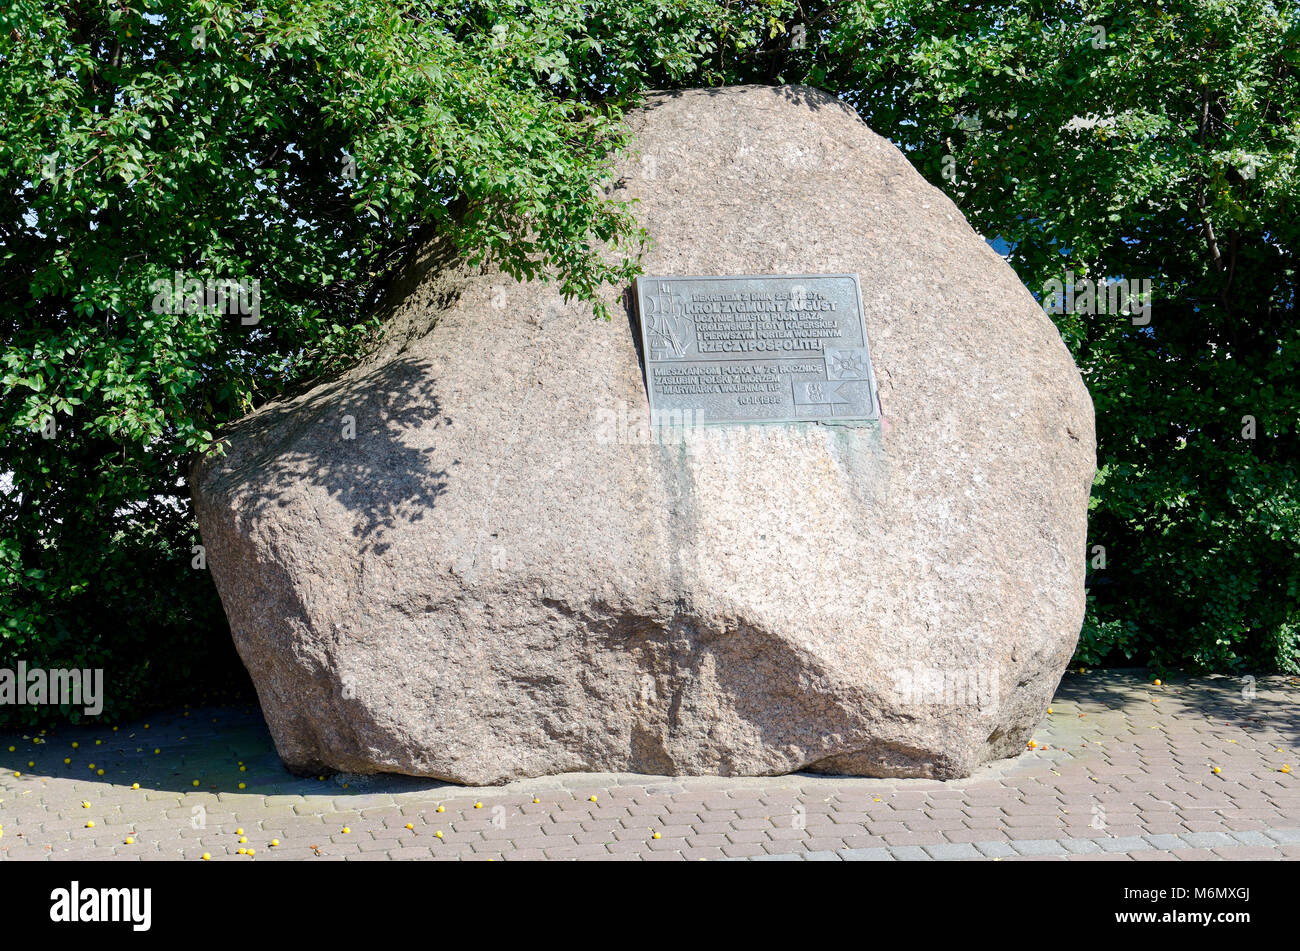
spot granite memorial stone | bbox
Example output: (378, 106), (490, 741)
(191, 85), (1095, 785)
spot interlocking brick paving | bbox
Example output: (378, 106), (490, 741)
(1, 670), (1297, 861)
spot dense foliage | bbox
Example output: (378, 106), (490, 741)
(1, 0), (1295, 724)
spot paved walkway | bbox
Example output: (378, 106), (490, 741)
(1, 670), (1297, 861)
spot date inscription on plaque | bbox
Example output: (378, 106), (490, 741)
(636, 274), (880, 425)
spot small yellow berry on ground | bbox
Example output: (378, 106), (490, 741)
(124, 837), (134, 845)
(236, 828), (244, 835)
(1282, 765), (1292, 774)
(238, 836), (247, 844)
(1027, 741), (1037, 749)
(191, 780), (200, 787)
(405, 823), (414, 830)
(85, 821), (95, 828)
(154, 749), (160, 754)
(436, 805), (444, 813)
(238, 782), (246, 789)
(247, 848), (255, 856)
(201, 853), (211, 861)
(533, 797), (540, 803)
(1153, 679), (1162, 686)
(131, 783), (140, 790)
(82, 801), (90, 808)
(474, 801), (482, 809)
(64, 758), (71, 764)
(1046, 707), (1053, 714)
(95, 739), (101, 745)
(238, 848), (247, 855)
(71, 742), (79, 749)
(96, 769), (104, 776)
(652, 832), (661, 840)
(88, 763), (95, 770)
(589, 795), (598, 802)
(1212, 766), (1221, 774)
(270, 839), (280, 847)
(342, 826), (350, 833)
(239, 765), (246, 772)
(435, 831), (443, 839)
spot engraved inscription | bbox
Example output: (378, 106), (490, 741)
(636, 274), (880, 425)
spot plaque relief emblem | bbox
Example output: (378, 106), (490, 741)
(636, 274), (880, 426)
(824, 347), (872, 381)
(644, 282), (694, 359)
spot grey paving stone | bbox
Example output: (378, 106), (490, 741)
(921, 842), (982, 860)
(1227, 829), (1276, 846)
(1263, 827), (1300, 844)
(885, 846), (932, 861)
(838, 848), (895, 861)
(1179, 831), (1238, 849)
(973, 840), (1018, 858)
(1098, 835), (1153, 852)
(1140, 834), (1188, 851)
(1011, 839), (1069, 856)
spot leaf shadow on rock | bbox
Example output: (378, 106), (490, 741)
(226, 353), (454, 557)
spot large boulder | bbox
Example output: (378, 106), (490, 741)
(192, 85), (1095, 784)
